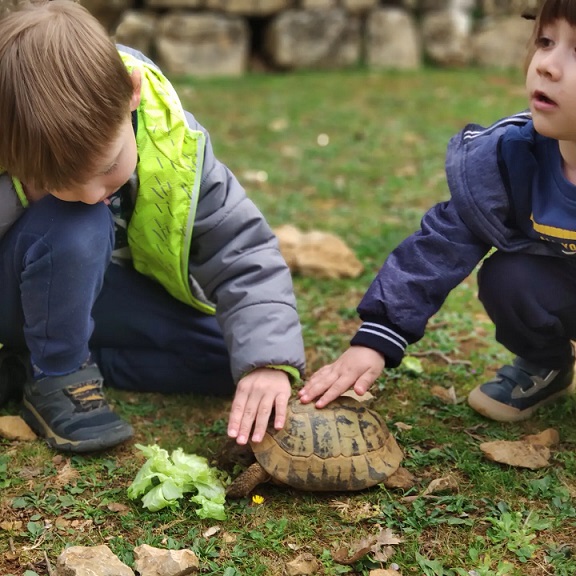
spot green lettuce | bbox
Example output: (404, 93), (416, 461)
(127, 444), (227, 520)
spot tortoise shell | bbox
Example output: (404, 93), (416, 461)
(250, 396), (403, 491)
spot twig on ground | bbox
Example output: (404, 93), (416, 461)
(44, 550), (54, 576)
(411, 350), (472, 366)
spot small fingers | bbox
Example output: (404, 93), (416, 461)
(250, 394), (275, 444)
(314, 375), (357, 408)
(227, 389), (248, 440)
(298, 367), (339, 404)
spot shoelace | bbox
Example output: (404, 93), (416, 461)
(66, 380), (106, 412)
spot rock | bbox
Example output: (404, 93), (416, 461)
(421, 9), (472, 66)
(264, 9), (361, 70)
(0, 415), (37, 441)
(56, 545), (134, 576)
(114, 10), (157, 56)
(205, 0), (290, 16)
(156, 13), (249, 77)
(471, 16), (534, 68)
(134, 544), (199, 576)
(365, 7), (421, 70)
(274, 224), (363, 279)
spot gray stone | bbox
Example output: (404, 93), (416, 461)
(156, 12), (249, 76)
(299, 0), (335, 10)
(80, 0), (134, 33)
(421, 9), (472, 66)
(56, 545), (134, 576)
(205, 0), (291, 16)
(341, 0), (378, 15)
(366, 7), (421, 70)
(133, 544), (199, 576)
(264, 9), (361, 69)
(114, 11), (157, 56)
(471, 16), (534, 68)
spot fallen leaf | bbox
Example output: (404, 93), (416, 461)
(19, 466), (42, 479)
(241, 170), (268, 184)
(268, 117), (288, 132)
(371, 528), (403, 562)
(522, 428), (559, 447)
(53, 462), (80, 487)
(421, 475), (458, 497)
(285, 552), (319, 575)
(333, 528), (402, 565)
(370, 569), (402, 575)
(480, 440), (551, 469)
(333, 537), (374, 565)
(330, 499), (379, 522)
(430, 385), (458, 405)
(202, 525), (220, 538)
(222, 532), (237, 544)
(0, 415), (37, 441)
(394, 422), (413, 431)
(0, 520), (23, 531)
(382, 467), (417, 490)
(341, 389), (374, 402)
(106, 502), (130, 514)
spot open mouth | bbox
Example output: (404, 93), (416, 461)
(534, 90), (556, 105)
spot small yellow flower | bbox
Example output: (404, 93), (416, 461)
(251, 494), (264, 505)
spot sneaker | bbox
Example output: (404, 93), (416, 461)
(467, 354), (575, 422)
(22, 360), (133, 453)
(0, 348), (28, 408)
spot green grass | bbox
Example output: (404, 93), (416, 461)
(3, 67), (576, 576)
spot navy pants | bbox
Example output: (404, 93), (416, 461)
(478, 251), (576, 368)
(0, 195), (234, 396)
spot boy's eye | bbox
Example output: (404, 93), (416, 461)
(102, 163), (118, 176)
(535, 35), (553, 48)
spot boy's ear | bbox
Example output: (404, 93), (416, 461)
(129, 68), (142, 111)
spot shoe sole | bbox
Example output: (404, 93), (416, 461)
(467, 381), (575, 422)
(22, 397), (133, 453)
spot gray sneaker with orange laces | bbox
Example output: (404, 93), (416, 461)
(22, 360), (133, 453)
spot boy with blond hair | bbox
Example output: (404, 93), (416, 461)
(301, 0), (576, 423)
(0, 0), (305, 452)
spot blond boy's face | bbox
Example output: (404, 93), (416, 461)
(49, 70), (142, 205)
(50, 115), (138, 204)
(526, 18), (576, 141)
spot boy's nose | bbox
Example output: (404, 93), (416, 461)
(537, 51), (562, 79)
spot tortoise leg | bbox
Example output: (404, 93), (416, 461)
(226, 462), (271, 498)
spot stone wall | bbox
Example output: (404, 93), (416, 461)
(1, 0), (539, 76)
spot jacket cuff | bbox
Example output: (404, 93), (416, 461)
(350, 321), (408, 368)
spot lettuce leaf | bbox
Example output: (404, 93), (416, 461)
(127, 444), (227, 520)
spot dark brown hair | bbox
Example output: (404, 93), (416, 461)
(525, 0), (576, 71)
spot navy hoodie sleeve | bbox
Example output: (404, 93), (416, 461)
(351, 199), (490, 367)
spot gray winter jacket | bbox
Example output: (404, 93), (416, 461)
(0, 46), (305, 384)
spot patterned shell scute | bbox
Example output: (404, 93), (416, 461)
(252, 396), (403, 492)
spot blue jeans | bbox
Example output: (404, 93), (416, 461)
(0, 195), (234, 395)
(478, 251), (576, 368)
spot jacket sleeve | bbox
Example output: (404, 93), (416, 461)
(351, 199), (490, 368)
(183, 112), (305, 383)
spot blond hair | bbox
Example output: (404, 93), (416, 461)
(0, 0), (134, 191)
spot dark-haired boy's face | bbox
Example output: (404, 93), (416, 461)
(49, 115), (138, 204)
(526, 18), (576, 140)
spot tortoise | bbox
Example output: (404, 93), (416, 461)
(225, 395), (403, 497)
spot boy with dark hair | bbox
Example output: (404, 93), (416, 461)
(301, 0), (576, 423)
(0, 0), (305, 452)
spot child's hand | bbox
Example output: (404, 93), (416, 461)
(227, 368), (291, 445)
(298, 346), (385, 408)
